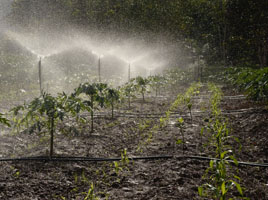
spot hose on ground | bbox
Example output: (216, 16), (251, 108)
(0, 155), (267, 167)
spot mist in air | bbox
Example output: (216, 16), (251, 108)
(0, 0), (191, 97)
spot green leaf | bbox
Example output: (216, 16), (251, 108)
(221, 182), (226, 195)
(230, 155), (238, 166)
(200, 127), (204, 136)
(198, 186), (203, 196)
(176, 139), (183, 145)
(177, 117), (184, 124)
(231, 180), (243, 196)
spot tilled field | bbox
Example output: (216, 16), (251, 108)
(0, 85), (267, 199)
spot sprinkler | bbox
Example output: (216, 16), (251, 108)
(128, 63), (131, 82)
(38, 57), (42, 95)
(92, 51), (104, 82)
(98, 56), (101, 82)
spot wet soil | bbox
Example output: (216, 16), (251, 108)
(0, 85), (267, 200)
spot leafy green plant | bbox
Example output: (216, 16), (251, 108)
(74, 83), (107, 132)
(148, 75), (166, 97)
(198, 153), (245, 200)
(185, 96), (193, 123)
(12, 93), (65, 158)
(113, 148), (130, 176)
(0, 112), (10, 127)
(105, 88), (120, 119)
(226, 67), (268, 102)
(176, 117), (185, 154)
(84, 183), (100, 200)
(134, 76), (150, 103)
(120, 81), (136, 109)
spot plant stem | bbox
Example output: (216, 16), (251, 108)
(50, 116), (54, 158)
(112, 101), (114, 119)
(128, 95), (131, 109)
(91, 95), (94, 133)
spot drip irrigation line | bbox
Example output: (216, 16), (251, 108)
(191, 95), (246, 100)
(80, 107), (266, 119)
(0, 155), (268, 167)
(0, 155), (172, 162)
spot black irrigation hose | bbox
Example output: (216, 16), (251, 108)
(82, 108), (266, 119)
(0, 155), (268, 167)
(0, 155), (172, 162)
(191, 95), (247, 100)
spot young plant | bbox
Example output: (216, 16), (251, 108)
(148, 75), (166, 97)
(120, 81), (136, 109)
(12, 93), (65, 158)
(198, 152), (245, 200)
(184, 96), (193, 123)
(113, 148), (130, 176)
(105, 88), (120, 119)
(135, 76), (150, 103)
(74, 83), (107, 132)
(0, 112), (10, 127)
(176, 117), (185, 154)
(84, 183), (100, 200)
(199, 83), (247, 200)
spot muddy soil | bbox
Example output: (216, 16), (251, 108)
(0, 85), (267, 200)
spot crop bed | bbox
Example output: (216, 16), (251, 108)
(0, 84), (267, 199)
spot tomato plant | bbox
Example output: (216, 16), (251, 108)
(12, 93), (65, 158)
(74, 83), (107, 132)
(105, 88), (120, 119)
(120, 80), (136, 109)
(148, 75), (166, 97)
(134, 76), (150, 103)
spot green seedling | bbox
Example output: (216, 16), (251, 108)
(176, 117), (185, 154)
(185, 96), (193, 123)
(113, 161), (123, 175)
(199, 83), (247, 200)
(84, 183), (99, 200)
(0, 112), (10, 127)
(113, 149), (130, 175)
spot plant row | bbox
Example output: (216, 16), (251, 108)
(198, 83), (248, 200)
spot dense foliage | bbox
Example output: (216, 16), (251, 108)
(226, 67), (268, 101)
